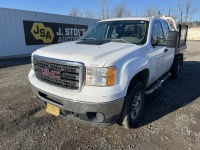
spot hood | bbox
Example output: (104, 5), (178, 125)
(33, 41), (140, 67)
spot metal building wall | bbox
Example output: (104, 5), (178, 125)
(0, 8), (98, 58)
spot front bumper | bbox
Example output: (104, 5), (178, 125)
(31, 84), (124, 126)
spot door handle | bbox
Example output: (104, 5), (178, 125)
(164, 48), (168, 52)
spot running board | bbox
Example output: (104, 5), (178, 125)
(145, 73), (171, 95)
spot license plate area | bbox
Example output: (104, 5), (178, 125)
(46, 103), (60, 116)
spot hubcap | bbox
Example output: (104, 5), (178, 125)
(130, 92), (142, 120)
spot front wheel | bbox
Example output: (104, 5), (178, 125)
(120, 82), (145, 129)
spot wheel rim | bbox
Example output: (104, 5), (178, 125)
(130, 91), (142, 120)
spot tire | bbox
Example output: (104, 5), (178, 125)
(170, 55), (183, 79)
(120, 82), (145, 129)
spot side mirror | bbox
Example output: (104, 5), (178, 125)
(166, 31), (178, 48)
(152, 37), (158, 45)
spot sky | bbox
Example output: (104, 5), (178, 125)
(0, 0), (199, 21)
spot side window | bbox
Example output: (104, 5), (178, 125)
(162, 21), (170, 37)
(152, 21), (164, 39)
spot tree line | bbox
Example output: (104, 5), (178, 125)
(68, 0), (199, 22)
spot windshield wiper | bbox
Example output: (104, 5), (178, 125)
(110, 39), (130, 43)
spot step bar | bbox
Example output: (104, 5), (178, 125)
(145, 73), (171, 95)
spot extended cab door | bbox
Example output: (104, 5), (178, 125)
(149, 20), (167, 83)
(161, 20), (175, 72)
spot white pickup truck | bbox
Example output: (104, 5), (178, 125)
(29, 17), (188, 128)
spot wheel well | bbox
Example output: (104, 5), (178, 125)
(127, 69), (149, 94)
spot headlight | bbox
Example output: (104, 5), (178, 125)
(86, 67), (116, 86)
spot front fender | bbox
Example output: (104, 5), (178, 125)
(119, 56), (149, 96)
(105, 48), (149, 97)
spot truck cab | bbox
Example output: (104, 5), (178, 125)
(29, 17), (187, 128)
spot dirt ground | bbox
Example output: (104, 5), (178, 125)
(0, 41), (200, 150)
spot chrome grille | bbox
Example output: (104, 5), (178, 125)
(33, 56), (84, 90)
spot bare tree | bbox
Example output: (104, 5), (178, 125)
(166, 8), (179, 21)
(69, 7), (80, 17)
(185, 0), (191, 22)
(177, 0), (198, 23)
(96, 0), (109, 19)
(168, 8), (171, 17)
(185, 0), (198, 22)
(146, 6), (158, 17)
(135, 10), (138, 17)
(125, 10), (132, 17)
(112, 3), (132, 18)
(84, 8), (96, 19)
(167, 8), (176, 18)
(113, 4), (125, 18)
(178, 0), (184, 23)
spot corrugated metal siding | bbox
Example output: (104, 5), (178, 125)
(0, 8), (98, 58)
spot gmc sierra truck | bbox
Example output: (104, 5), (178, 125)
(28, 17), (188, 128)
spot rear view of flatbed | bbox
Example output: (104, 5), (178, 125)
(176, 24), (188, 54)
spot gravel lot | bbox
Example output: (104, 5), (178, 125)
(0, 41), (200, 150)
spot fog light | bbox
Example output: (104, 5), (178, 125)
(96, 113), (105, 122)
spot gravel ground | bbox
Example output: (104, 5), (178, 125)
(0, 41), (200, 150)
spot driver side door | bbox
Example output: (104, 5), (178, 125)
(151, 21), (168, 81)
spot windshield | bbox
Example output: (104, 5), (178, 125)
(79, 20), (149, 45)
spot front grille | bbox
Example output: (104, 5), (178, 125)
(33, 56), (84, 90)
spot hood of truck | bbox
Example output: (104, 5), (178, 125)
(33, 41), (140, 67)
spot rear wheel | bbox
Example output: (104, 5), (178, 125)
(120, 82), (145, 129)
(170, 54), (183, 79)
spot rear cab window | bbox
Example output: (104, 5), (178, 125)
(162, 21), (170, 37)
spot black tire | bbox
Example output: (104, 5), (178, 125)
(170, 55), (183, 79)
(120, 82), (145, 129)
